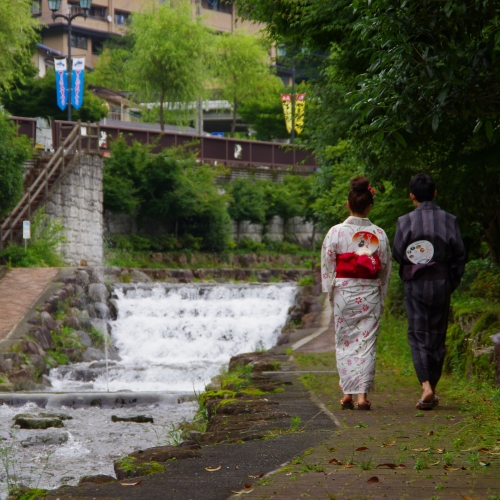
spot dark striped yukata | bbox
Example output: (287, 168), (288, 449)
(393, 201), (466, 386)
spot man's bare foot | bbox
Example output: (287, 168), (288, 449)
(416, 381), (434, 408)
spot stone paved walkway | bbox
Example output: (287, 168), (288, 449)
(0, 268), (58, 341)
(241, 366), (500, 499)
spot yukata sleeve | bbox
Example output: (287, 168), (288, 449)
(378, 232), (392, 307)
(393, 216), (409, 281)
(449, 218), (467, 293)
(392, 217), (408, 265)
(321, 227), (337, 297)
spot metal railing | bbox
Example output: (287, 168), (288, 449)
(0, 121), (100, 250)
(52, 121), (318, 172)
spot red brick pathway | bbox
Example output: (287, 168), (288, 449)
(0, 268), (58, 340)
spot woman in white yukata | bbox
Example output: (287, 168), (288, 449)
(321, 177), (391, 410)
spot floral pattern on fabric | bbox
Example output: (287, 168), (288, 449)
(320, 217), (392, 394)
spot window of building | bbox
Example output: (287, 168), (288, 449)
(31, 0), (41, 15)
(202, 0), (233, 14)
(89, 6), (107, 18)
(70, 34), (88, 50)
(114, 10), (130, 25)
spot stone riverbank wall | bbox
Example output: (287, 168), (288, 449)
(105, 212), (319, 248)
(44, 153), (104, 267)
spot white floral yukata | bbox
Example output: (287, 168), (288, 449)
(321, 217), (391, 394)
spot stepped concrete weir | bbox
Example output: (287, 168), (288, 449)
(0, 281), (298, 495)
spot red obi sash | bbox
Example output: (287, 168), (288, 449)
(336, 252), (381, 279)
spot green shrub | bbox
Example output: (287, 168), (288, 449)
(298, 275), (314, 286)
(238, 237), (266, 252)
(469, 269), (500, 301)
(0, 210), (65, 267)
(89, 326), (106, 348)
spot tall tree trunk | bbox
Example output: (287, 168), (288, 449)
(230, 99), (238, 138)
(159, 89), (165, 132)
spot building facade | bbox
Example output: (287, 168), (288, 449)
(34, 0), (258, 75)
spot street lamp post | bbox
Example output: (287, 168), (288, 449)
(48, 0), (92, 121)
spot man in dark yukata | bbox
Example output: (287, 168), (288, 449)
(393, 174), (466, 410)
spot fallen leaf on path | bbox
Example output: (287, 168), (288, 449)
(472, 415), (481, 419)
(329, 458), (341, 464)
(376, 463), (406, 469)
(119, 481), (142, 486)
(436, 448), (445, 454)
(231, 488), (254, 494)
(379, 440), (396, 447)
(244, 483), (252, 488)
(428, 431), (434, 436)
(248, 473), (264, 478)
(429, 460), (440, 466)
(478, 448), (490, 452)
(412, 447), (430, 452)
(461, 495), (480, 500)
(367, 476), (380, 483)
(235, 466), (239, 470)
(443, 466), (461, 471)
(205, 465), (222, 472)
(356, 447), (369, 451)
(285, 473), (292, 476)
(479, 461), (490, 467)
(343, 464), (354, 468)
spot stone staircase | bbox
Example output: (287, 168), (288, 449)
(0, 122), (100, 251)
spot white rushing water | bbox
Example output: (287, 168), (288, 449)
(48, 284), (296, 392)
(0, 400), (197, 498)
(0, 283), (296, 497)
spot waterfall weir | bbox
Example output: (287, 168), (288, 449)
(49, 283), (297, 392)
(0, 283), (297, 495)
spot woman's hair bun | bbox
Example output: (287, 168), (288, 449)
(350, 176), (370, 193)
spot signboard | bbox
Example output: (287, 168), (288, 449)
(23, 221), (31, 240)
(211, 132), (225, 137)
(55, 58), (68, 111)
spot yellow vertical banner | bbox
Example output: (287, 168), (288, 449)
(281, 94), (293, 134)
(294, 93), (306, 135)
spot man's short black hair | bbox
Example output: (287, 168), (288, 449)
(409, 174), (435, 202)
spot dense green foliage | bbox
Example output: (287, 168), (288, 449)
(104, 138), (232, 251)
(235, 0), (500, 262)
(0, 111), (31, 217)
(0, 0), (39, 91)
(0, 211), (65, 267)
(1, 69), (108, 123)
(212, 30), (284, 137)
(125, 0), (209, 130)
(104, 139), (317, 252)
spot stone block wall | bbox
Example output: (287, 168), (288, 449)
(235, 216), (319, 247)
(44, 153), (104, 266)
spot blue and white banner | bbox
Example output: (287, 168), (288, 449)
(71, 57), (85, 110)
(55, 58), (68, 111)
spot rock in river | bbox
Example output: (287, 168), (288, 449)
(20, 429), (69, 447)
(111, 415), (154, 423)
(14, 416), (64, 429)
